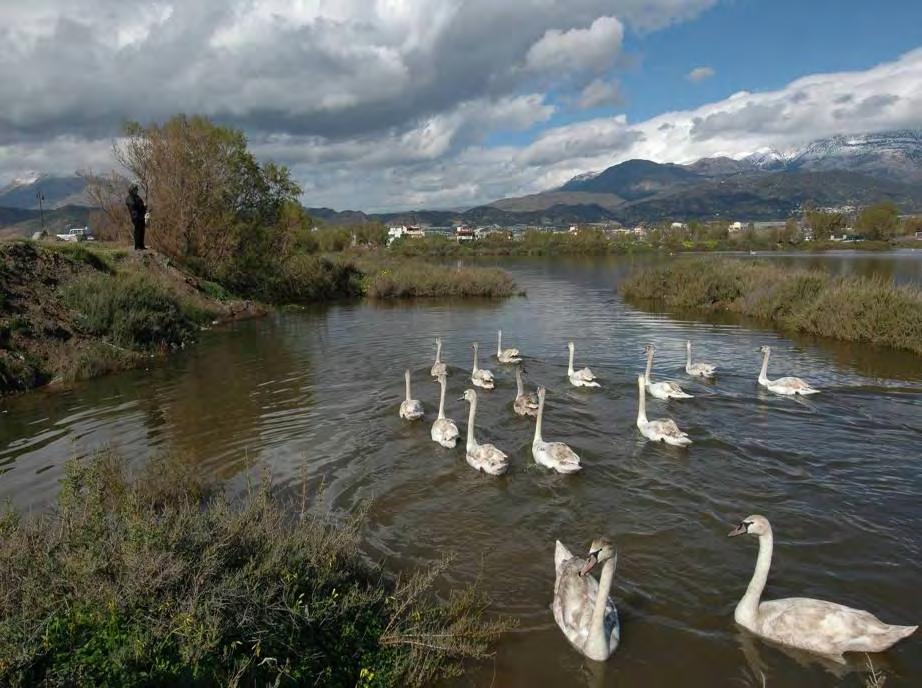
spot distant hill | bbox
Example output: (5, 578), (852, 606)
(0, 205), (92, 239)
(559, 159), (699, 199)
(0, 174), (91, 210)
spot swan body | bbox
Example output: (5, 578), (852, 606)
(399, 369), (424, 420)
(532, 387), (581, 473)
(686, 340), (716, 378)
(430, 373), (459, 448)
(496, 330), (522, 364)
(729, 515), (916, 659)
(567, 341), (600, 388)
(553, 538), (620, 661)
(644, 344), (692, 399)
(636, 375), (691, 446)
(757, 346), (818, 395)
(513, 366), (539, 417)
(460, 389), (508, 475)
(430, 337), (447, 378)
(470, 342), (495, 389)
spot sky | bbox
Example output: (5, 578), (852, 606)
(2, 0), (922, 212)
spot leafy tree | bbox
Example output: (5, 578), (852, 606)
(805, 210), (845, 241)
(855, 202), (900, 240)
(902, 215), (922, 236)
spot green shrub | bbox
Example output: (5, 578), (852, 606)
(0, 452), (510, 687)
(62, 273), (207, 350)
(356, 257), (518, 298)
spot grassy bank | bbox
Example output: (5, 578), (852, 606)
(0, 241), (262, 395)
(353, 255), (519, 298)
(621, 258), (922, 354)
(0, 451), (509, 687)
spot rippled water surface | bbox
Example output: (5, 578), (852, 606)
(1, 254), (921, 687)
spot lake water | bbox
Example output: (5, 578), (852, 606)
(1, 252), (921, 687)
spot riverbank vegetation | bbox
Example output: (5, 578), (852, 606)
(0, 451), (509, 687)
(354, 256), (518, 298)
(621, 258), (922, 355)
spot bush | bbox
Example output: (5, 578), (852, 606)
(622, 258), (922, 354)
(62, 272), (209, 350)
(0, 452), (510, 687)
(356, 257), (518, 298)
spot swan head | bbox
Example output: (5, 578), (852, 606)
(686, 340), (691, 350)
(567, 341), (575, 350)
(728, 514), (771, 538)
(644, 343), (655, 354)
(758, 345), (772, 355)
(579, 538), (616, 577)
(460, 388), (477, 404)
(537, 386), (546, 400)
(435, 336), (442, 346)
(472, 342), (479, 351)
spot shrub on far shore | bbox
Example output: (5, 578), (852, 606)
(621, 258), (922, 354)
(357, 257), (519, 298)
(0, 451), (510, 687)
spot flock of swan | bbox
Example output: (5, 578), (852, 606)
(397, 332), (916, 665)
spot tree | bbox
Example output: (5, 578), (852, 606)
(855, 202), (900, 240)
(805, 210), (845, 241)
(902, 216), (922, 236)
(780, 218), (799, 244)
(112, 115), (301, 282)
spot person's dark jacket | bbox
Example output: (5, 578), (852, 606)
(126, 190), (147, 225)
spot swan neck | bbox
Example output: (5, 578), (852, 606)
(466, 395), (477, 449)
(645, 350), (653, 381)
(437, 377), (446, 419)
(686, 344), (692, 367)
(534, 393), (544, 443)
(405, 371), (411, 401)
(759, 350), (770, 382)
(472, 346), (478, 373)
(516, 369), (524, 396)
(567, 346), (575, 375)
(497, 331), (502, 355)
(435, 339), (442, 363)
(738, 531), (773, 626)
(589, 556), (616, 647)
(637, 379), (647, 424)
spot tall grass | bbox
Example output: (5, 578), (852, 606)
(0, 452), (510, 687)
(355, 256), (519, 298)
(621, 258), (922, 354)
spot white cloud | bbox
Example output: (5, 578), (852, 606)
(687, 66), (715, 82)
(525, 16), (624, 74)
(578, 78), (623, 109)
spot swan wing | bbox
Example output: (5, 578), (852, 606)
(644, 418), (690, 445)
(773, 376), (818, 394)
(688, 362), (716, 377)
(430, 362), (447, 377)
(664, 381), (693, 398)
(574, 367), (596, 381)
(431, 418), (459, 446)
(553, 555), (596, 648)
(758, 598), (916, 655)
(554, 540), (575, 572)
(399, 399), (424, 420)
(514, 393), (540, 416)
(469, 443), (508, 475)
(544, 442), (582, 473)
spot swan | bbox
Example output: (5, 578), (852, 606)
(553, 538), (620, 661)
(460, 389), (508, 475)
(532, 387), (581, 473)
(644, 344), (693, 399)
(757, 346), (819, 395)
(729, 515), (916, 659)
(430, 337), (447, 378)
(496, 330), (522, 363)
(513, 366), (539, 417)
(470, 342), (495, 389)
(686, 340), (716, 378)
(567, 341), (600, 388)
(430, 373), (459, 448)
(636, 375), (691, 446)
(399, 369), (424, 420)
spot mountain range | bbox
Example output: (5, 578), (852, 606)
(3, 130), (922, 231)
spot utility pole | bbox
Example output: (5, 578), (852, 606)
(36, 190), (45, 231)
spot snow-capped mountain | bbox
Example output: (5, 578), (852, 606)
(784, 130), (922, 181)
(0, 174), (90, 209)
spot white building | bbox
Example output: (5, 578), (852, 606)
(386, 225), (425, 245)
(728, 221), (744, 233)
(670, 222), (687, 231)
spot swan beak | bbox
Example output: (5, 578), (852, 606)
(578, 553), (598, 577)
(728, 522), (748, 537)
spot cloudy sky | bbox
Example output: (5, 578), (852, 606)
(2, 0), (922, 211)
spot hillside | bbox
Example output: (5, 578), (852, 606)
(0, 205), (92, 239)
(0, 174), (90, 209)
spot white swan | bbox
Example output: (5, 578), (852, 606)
(532, 387), (581, 473)
(513, 366), (539, 417)
(757, 345), (818, 395)
(729, 515), (916, 659)
(430, 373), (459, 448)
(553, 538), (620, 661)
(567, 341), (600, 388)
(686, 340), (716, 378)
(636, 375), (691, 446)
(399, 369), (424, 420)
(496, 330), (522, 363)
(460, 389), (508, 475)
(644, 344), (692, 399)
(430, 336), (447, 378)
(470, 342), (495, 389)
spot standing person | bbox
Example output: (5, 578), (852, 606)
(126, 184), (147, 250)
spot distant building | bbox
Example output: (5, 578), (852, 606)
(670, 222), (687, 231)
(386, 225), (425, 245)
(728, 221), (744, 234)
(455, 225), (475, 242)
(915, 230), (922, 240)
(568, 225), (579, 235)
